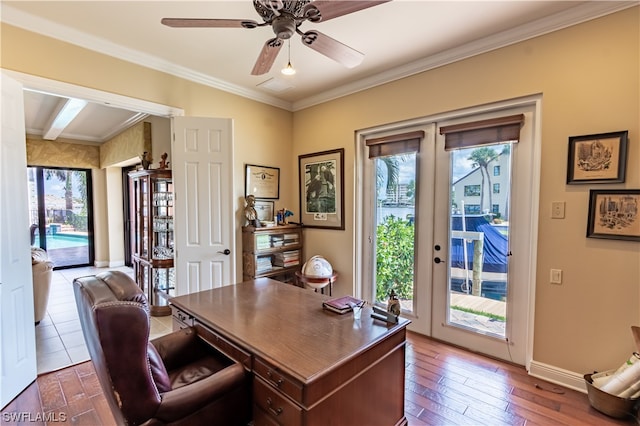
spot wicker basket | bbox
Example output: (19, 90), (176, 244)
(584, 373), (639, 419)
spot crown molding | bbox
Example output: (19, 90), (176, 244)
(3, 2), (637, 113)
(1, 4), (293, 111)
(291, 1), (638, 111)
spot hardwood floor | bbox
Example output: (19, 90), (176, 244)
(2, 331), (635, 425)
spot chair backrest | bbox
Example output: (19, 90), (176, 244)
(73, 271), (162, 425)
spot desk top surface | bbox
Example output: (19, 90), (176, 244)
(170, 278), (410, 383)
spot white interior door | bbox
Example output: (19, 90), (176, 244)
(172, 117), (235, 295)
(1, 72), (37, 408)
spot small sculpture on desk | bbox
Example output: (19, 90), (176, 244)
(244, 195), (259, 227)
(387, 289), (401, 316)
(158, 152), (169, 169)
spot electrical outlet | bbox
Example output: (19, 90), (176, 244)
(550, 269), (562, 284)
(551, 201), (565, 219)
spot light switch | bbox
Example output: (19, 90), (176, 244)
(551, 201), (565, 219)
(550, 269), (562, 284)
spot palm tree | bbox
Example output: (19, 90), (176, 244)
(377, 157), (400, 198)
(45, 169), (73, 215)
(468, 147), (499, 214)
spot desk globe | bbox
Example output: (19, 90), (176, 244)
(299, 255), (336, 293)
(301, 255), (333, 278)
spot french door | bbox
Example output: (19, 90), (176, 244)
(27, 166), (94, 269)
(359, 100), (539, 366)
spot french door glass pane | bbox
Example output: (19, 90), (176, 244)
(28, 167), (92, 268)
(374, 153), (416, 313)
(448, 144), (512, 337)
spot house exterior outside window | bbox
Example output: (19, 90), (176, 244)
(464, 185), (481, 197)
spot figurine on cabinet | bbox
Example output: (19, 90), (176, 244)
(140, 152), (153, 170)
(244, 195), (259, 227)
(158, 152), (169, 169)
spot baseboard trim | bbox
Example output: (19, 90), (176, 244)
(529, 360), (587, 393)
(108, 260), (125, 268)
(94, 260), (109, 267)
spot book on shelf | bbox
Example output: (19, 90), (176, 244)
(322, 295), (364, 314)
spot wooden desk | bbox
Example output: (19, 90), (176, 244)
(170, 278), (410, 426)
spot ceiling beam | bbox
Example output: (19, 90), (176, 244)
(42, 97), (87, 140)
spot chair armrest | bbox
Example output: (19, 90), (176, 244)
(154, 362), (246, 422)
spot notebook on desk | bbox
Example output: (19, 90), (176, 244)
(322, 295), (363, 314)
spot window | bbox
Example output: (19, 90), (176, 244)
(493, 183), (500, 194)
(494, 165), (501, 176)
(464, 185), (481, 197)
(492, 204), (500, 214)
(465, 204), (481, 214)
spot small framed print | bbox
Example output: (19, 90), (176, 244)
(587, 189), (640, 241)
(255, 200), (274, 222)
(298, 148), (344, 230)
(245, 164), (280, 199)
(567, 130), (628, 184)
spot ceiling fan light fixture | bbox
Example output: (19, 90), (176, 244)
(281, 61), (296, 75)
(281, 40), (296, 75)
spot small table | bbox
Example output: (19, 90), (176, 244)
(295, 270), (338, 296)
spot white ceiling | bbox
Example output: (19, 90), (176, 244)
(3, 1), (636, 143)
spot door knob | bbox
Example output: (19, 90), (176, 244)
(434, 257), (446, 264)
(217, 249), (231, 255)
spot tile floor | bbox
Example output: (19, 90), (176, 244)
(36, 265), (173, 375)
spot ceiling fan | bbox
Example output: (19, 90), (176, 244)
(161, 0), (389, 75)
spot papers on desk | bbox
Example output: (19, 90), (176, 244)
(322, 295), (364, 314)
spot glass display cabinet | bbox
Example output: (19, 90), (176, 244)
(129, 169), (174, 316)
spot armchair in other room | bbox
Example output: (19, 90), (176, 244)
(73, 271), (250, 426)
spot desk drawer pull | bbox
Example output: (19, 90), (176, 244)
(266, 397), (283, 416)
(266, 370), (284, 387)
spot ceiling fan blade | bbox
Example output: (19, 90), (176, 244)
(161, 18), (260, 28)
(300, 30), (363, 68)
(251, 38), (284, 75)
(303, 1), (390, 23)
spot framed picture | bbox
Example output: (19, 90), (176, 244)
(567, 130), (628, 184)
(299, 148), (344, 230)
(245, 164), (280, 199)
(587, 189), (640, 241)
(255, 200), (274, 222)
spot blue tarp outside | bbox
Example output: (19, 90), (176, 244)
(450, 215), (508, 274)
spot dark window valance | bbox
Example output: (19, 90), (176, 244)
(440, 114), (524, 151)
(365, 130), (425, 158)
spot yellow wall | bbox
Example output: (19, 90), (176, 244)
(3, 7), (638, 375)
(293, 8), (639, 374)
(2, 22), (294, 281)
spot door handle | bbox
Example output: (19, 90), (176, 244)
(434, 257), (446, 264)
(217, 249), (231, 255)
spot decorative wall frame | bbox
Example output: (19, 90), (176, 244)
(567, 130), (628, 184)
(298, 148), (344, 230)
(245, 164), (280, 199)
(254, 200), (274, 222)
(587, 189), (640, 241)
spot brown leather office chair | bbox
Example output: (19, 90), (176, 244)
(73, 271), (250, 426)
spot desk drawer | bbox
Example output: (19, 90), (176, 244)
(254, 376), (302, 426)
(194, 323), (252, 370)
(254, 357), (304, 403)
(171, 306), (194, 331)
